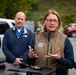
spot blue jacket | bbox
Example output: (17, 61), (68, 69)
(2, 26), (35, 65)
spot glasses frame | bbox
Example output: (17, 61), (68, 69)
(45, 19), (58, 24)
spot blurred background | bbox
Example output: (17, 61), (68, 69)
(0, 0), (76, 30)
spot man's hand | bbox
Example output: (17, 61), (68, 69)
(13, 58), (23, 66)
(28, 46), (39, 58)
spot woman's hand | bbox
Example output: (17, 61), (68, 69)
(45, 49), (61, 60)
(28, 46), (39, 58)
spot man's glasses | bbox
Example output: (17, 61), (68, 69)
(46, 19), (58, 23)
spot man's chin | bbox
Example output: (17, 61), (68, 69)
(17, 26), (23, 29)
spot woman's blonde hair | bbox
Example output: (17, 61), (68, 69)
(40, 9), (61, 33)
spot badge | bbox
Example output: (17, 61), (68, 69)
(38, 42), (44, 48)
(23, 35), (27, 37)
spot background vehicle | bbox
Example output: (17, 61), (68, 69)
(0, 18), (15, 66)
(63, 23), (76, 38)
(24, 21), (35, 32)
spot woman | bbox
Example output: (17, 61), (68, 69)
(29, 9), (74, 75)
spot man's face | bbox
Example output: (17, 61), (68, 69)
(14, 12), (26, 29)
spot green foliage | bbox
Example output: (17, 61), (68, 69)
(26, 11), (33, 20)
(23, 0), (38, 11)
(0, 0), (22, 18)
(0, 0), (76, 25)
(65, 15), (75, 23)
(62, 14), (76, 27)
(39, 15), (43, 21)
(31, 1), (39, 10)
(0, 0), (38, 19)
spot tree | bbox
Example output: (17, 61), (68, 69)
(0, 0), (38, 19)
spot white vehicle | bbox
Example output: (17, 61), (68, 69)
(0, 18), (15, 66)
(24, 21), (35, 32)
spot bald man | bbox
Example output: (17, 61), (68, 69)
(2, 12), (35, 75)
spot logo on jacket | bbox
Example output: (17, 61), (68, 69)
(23, 35), (27, 37)
(38, 42), (44, 48)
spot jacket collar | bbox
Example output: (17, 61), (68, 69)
(43, 29), (59, 38)
(12, 26), (28, 34)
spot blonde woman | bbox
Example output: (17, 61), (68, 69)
(29, 9), (74, 75)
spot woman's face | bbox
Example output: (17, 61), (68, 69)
(45, 13), (59, 32)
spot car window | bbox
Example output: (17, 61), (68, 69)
(74, 25), (76, 28)
(24, 22), (35, 32)
(64, 25), (69, 28)
(0, 21), (10, 34)
(12, 22), (15, 26)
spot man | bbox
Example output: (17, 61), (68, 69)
(2, 12), (35, 75)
